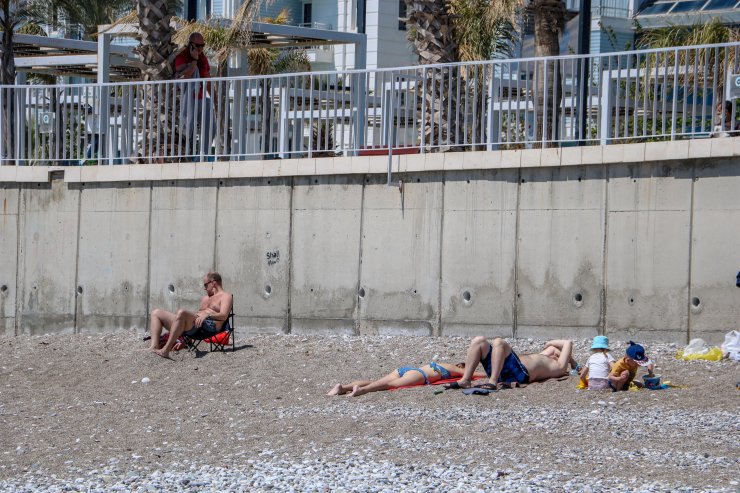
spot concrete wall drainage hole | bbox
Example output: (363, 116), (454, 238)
(358, 288), (366, 298)
(76, 286), (83, 295)
(691, 297), (701, 307)
(573, 293), (583, 307)
(168, 284), (175, 293)
(462, 291), (472, 304)
(0, 285), (7, 293)
(264, 285), (272, 296)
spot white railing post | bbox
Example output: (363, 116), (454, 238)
(15, 74), (26, 165)
(97, 33), (111, 165)
(487, 62), (500, 151)
(278, 85), (289, 158)
(352, 37), (368, 155)
(600, 69), (613, 145)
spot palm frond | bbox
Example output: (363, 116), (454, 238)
(449, 0), (517, 62)
(1, 0), (32, 33)
(273, 48), (310, 73)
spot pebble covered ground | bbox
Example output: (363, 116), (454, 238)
(0, 333), (738, 492)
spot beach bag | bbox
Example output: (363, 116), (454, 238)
(677, 338), (723, 361)
(721, 330), (740, 361)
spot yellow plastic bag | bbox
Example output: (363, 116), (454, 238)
(676, 346), (724, 361)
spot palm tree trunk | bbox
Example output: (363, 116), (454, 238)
(212, 60), (230, 160)
(259, 78), (274, 158)
(137, 0), (177, 162)
(532, 0), (565, 148)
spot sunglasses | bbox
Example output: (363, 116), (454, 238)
(203, 280), (213, 288)
(191, 42), (205, 49)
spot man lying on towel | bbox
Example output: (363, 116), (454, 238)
(148, 272), (233, 359)
(445, 337), (578, 390)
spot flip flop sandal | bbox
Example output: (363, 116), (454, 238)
(463, 388), (491, 395)
(443, 382), (467, 390)
(475, 383), (498, 391)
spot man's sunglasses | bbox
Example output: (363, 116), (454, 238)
(191, 42), (205, 49)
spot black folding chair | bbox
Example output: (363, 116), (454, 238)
(183, 309), (236, 353)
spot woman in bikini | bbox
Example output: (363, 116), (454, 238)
(327, 361), (488, 397)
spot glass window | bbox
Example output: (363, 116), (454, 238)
(639, 2), (675, 14)
(399, 0), (407, 31)
(703, 0), (738, 10)
(670, 0), (707, 12)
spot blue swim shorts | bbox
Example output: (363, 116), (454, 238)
(481, 346), (530, 384)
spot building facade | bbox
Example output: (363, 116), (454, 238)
(189, 0), (415, 72)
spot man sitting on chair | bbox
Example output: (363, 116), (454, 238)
(148, 272), (233, 359)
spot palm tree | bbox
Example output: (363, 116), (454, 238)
(38, 0), (132, 40)
(134, 0), (179, 161)
(449, 0), (516, 62)
(405, 0), (524, 149)
(448, 0), (516, 148)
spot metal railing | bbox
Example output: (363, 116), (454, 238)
(1, 42), (738, 166)
(298, 22), (333, 30)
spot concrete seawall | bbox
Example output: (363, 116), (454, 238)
(1, 139), (739, 344)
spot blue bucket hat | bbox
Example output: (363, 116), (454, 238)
(626, 341), (652, 366)
(591, 335), (610, 350)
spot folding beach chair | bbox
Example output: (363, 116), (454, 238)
(183, 309), (236, 353)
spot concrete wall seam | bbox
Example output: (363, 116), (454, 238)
(436, 175), (445, 337)
(599, 163), (609, 336)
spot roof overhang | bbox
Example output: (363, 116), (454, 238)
(13, 34), (141, 81)
(635, 10), (740, 29)
(11, 23), (367, 81)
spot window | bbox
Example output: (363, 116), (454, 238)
(639, 2), (673, 14)
(399, 0), (407, 30)
(303, 3), (312, 26)
(703, 0), (738, 9)
(670, 0), (707, 12)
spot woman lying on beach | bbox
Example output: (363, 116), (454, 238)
(327, 361), (488, 397)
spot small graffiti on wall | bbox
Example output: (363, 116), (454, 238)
(266, 250), (280, 266)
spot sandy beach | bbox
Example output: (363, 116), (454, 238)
(0, 333), (738, 492)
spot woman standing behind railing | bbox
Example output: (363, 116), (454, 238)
(711, 100), (737, 138)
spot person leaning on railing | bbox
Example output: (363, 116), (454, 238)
(711, 101), (738, 138)
(172, 32), (214, 160)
